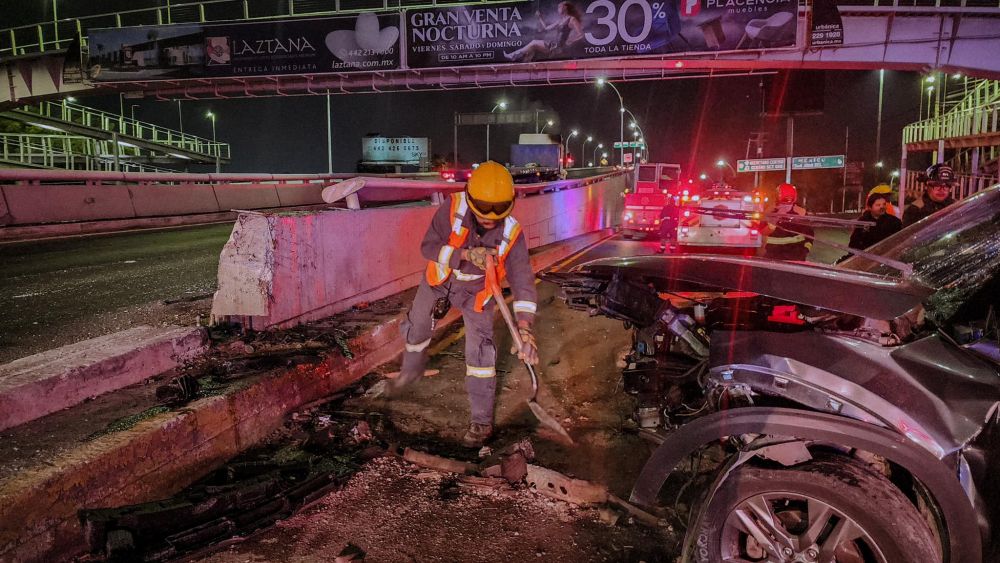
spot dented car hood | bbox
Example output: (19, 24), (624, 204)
(555, 255), (933, 321)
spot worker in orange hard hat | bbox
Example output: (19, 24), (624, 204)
(762, 183), (813, 261)
(868, 183), (897, 217)
(389, 161), (539, 448)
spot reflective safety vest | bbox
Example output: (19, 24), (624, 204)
(425, 192), (522, 312)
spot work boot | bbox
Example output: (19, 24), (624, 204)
(461, 423), (494, 448)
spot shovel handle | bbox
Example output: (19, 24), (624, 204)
(485, 255), (539, 398)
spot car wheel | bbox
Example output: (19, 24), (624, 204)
(692, 456), (939, 563)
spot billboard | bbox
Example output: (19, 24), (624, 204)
(362, 136), (429, 164)
(406, 0), (797, 69)
(87, 13), (400, 81)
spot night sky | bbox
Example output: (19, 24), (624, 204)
(76, 70), (925, 178)
(5, 2), (932, 185)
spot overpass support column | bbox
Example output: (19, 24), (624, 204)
(971, 147), (981, 176)
(111, 132), (121, 172)
(937, 139), (945, 164)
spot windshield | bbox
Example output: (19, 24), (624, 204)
(638, 165), (658, 182)
(840, 185), (1000, 323)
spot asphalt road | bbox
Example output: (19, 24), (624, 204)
(0, 223), (234, 363)
(0, 218), (850, 365)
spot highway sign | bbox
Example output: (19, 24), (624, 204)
(737, 158), (786, 173)
(613, 141), (646, 149)
(792, 155), (845, 169)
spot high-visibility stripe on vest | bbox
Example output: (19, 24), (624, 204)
(426, 193), (471, 285)
(423, 193), (523, 314)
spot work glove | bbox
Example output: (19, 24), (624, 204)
(464, 247), (498, 271)
(511, 325), (539, 366)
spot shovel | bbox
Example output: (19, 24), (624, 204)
(485, 256), (574, 445)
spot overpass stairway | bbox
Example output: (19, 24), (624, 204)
(902, 78), (1000, 200)
(1, 100), (229, 168)
(0, 132), (174, 172)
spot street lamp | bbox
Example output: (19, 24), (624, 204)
(539, 119), (554, 134)
(564, 130), (578, 161)
(716, 159), (736, 181)
(485, 100), (506, 161)
(206, 111), (219, 173)
(597, 78), (625, 165)
(130, 104), (140, 121)
(581, 136), (592, 165)
(593, 142), (603, 165)
(699, 173), (708, 180)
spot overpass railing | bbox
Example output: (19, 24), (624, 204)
(4, 0), (1000, 59)
(903, 101), (1000, 146)
(0, 133), (172, 173)
(10, 101), (230, 161)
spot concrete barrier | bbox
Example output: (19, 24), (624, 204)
(211, 174), (626, 329)
(1, 184), (137, 224)
(128, 183), (221, 217)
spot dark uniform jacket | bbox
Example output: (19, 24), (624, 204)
(902, 195), (955, 227)
(420, 200), (537, 323)
(848, 211), (902, 250)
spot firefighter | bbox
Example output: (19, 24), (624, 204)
(763, 183), (813, 261)
(656, 194), (680, 254)
(390, 161), (539, 447)
(902, 163), (956, 227)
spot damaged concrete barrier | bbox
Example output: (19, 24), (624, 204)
(211, 173), (626, 329)
(0, 325), (208, 432)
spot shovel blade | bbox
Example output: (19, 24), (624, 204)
(528, 400), (574, 446)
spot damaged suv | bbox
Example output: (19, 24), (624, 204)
(542, 186), (1000, 563)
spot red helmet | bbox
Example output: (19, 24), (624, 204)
(777, 183), (797, 204)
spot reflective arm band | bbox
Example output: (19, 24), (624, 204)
(438, 245), (456, 266)
(513, 301), (537, 315)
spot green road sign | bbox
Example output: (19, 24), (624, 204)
(792, 155), (845, 170)
(736, 158), (786, 172)
(613, 141), (646, 149)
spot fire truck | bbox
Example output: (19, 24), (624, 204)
(676, 184), (766, 254)
(622, 163), (682, 239)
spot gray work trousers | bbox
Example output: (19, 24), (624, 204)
(399, 277), (498, 425)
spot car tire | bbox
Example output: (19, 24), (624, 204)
(691, 456), (940, 563)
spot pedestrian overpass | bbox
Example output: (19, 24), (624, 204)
(1, 0), (999, 108)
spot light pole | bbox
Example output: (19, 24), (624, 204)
(563, 130), (578, 164)
(716, 159), (736, 182)
(593, 143), (603, 165)
(596, 78), (624, 166)
(206, 111), (219, 173)
(539, 119), (554, 134)
(581, 136), (592, 165)
(622, 108), (650, 163)
(130, 104), (139, 121)
(486, 101), (506, 161)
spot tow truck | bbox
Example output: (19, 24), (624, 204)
(622, 163), (682, 239)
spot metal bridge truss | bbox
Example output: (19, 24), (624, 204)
(901, 78), (1000, 200)
(0, 133), (175, 172)
(1, 100), (229, 164)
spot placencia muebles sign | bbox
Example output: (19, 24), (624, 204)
(87, 13), (401, 81)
